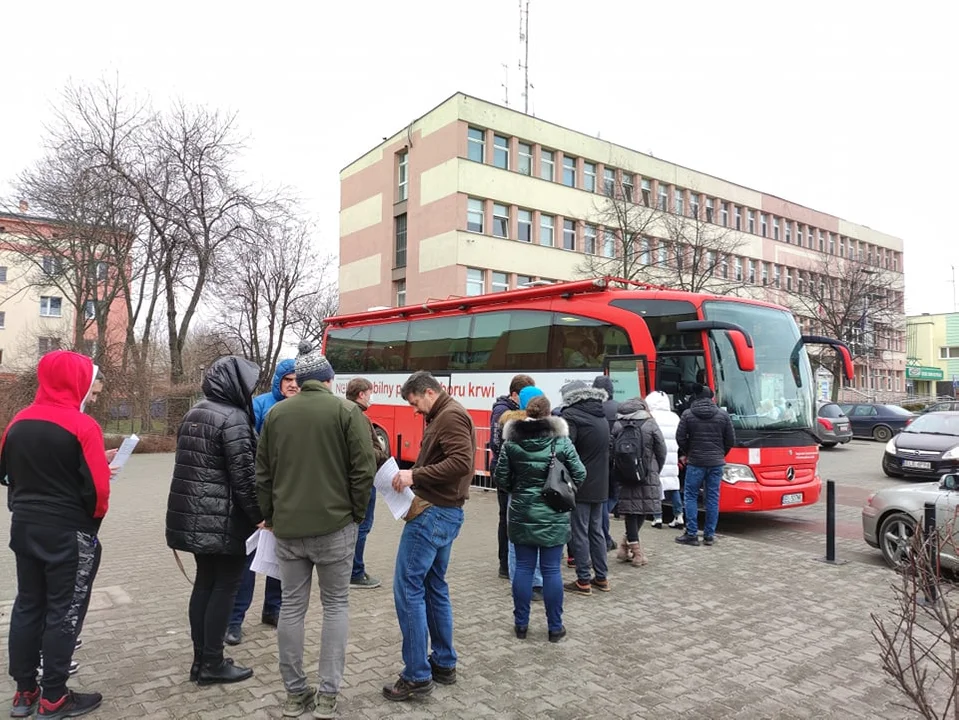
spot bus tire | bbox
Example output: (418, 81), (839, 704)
(373, 426), (390, 456)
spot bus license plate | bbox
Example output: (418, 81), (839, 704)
(902, 460), (931, 470)
(782, 493), (803, 506)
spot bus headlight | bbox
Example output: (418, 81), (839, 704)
(723, 464), (757, 484)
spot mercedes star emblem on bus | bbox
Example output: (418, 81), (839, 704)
(786, 466), (796, 482)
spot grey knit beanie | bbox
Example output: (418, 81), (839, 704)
(295, 340), (334, 384)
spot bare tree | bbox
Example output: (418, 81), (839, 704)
(785, 251), (904, 400)
(658, 210), (749, 293)
(288, 256), (339, 346)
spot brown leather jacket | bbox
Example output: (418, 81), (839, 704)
(410, 392), (476, 508)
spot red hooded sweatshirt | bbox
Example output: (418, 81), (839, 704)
(0, 350), (111, 531)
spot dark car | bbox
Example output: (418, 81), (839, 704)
(838, 403), (915, 442)
(816, 402), (853, 447)
(920, 400), (959, 414)
(881, 411), (959, 478)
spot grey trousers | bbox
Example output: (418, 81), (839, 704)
(569, 502), (608, 583)
(274, 523), (357, 695)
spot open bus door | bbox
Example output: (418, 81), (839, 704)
(604, 355), (652, 403)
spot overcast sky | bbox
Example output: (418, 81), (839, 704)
(3, 0), (956, 316)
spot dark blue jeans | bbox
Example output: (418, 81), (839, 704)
(352, 487), (377, 579)
(512, 544), (563, 633)
(393, 505), (464, 683)
(683, 464), (723, 538)
(229, 551), (282, 629)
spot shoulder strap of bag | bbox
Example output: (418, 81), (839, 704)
(550, 437), (558, 459)
(173, 549), (194, 585)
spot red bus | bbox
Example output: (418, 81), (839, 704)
(322, 277), (853, 513)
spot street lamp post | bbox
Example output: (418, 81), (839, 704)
(860, 268), (879, 401)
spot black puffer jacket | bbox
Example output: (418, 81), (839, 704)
(166, 356), (264, 556)
(560, 385), (611, 503)
(676, 398), (735, 468)
(592, 376), (619, 431)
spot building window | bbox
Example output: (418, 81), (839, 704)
(467, 127), (485, 162)
(40, 296), (62, 317)
(562, 219), (576, 250)
(491, 271), (509, 293)
(540, 214), (555, 246)
(583, 162), (596, 192)
(720, 255), (728, 278)
(734, 206), (742, 230)
(466, 268), (485, 296)
(516, 274), (533, 288)
(38, 337), (60, 356)
(603, 230), (616, 258)
(518, 209), (533, 242)
(518, 142), (532, 175)
(761, 214), (768, 237)
(673, 188), (684, 215)
(493, 135), (509, 169)
(657, 242), (668, 266)
(774, 264), (781, 288)
(467, 198), (484, 233)
(42, 256), (61, 276)
(584, 224), (597, 254)
(838, 237), (845, 257)
(84, 300), (97, 320)
(690, 194), (700, 219)
(0, 266), (6, 283)
(640, 178), (651, 206)
(397, 151), (408, 201)
(540, 149), (554, 181)
(395, 280), (406, 307)
(797, 272), (805, 294)
(622, 173), (634, 202)
(939, 346), (959, 359)
(785, 268), (793, 291)
(761, 262), (769, 285)
(747, 259), (756, 284)
(394, 214), (407, 267)
(562, 156), (576, 187)
(0, 310), (4, 328)
(828, 232), (835, 254)
(658, 185), (668, 211)
(774, 217), (781, 241)
(492, 204), (510, 238)
(807, 228), (814, 249)
(705, 198), (714, 223)
(639, 237), (651, 264)
(721, 203), (729, 227)
(603, 168), (615, 196)
(786, 222), (794, 244)
(735, 257), (743, 281)
(747, 210), (755, 234)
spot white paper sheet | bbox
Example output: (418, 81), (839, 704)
(246, 528), (261, 555)
(249, 528), (281, 580)
(109, 434), (140, 478)
(373, 457), (415, 520)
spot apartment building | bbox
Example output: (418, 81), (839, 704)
(906, 313), (959, 398)
(338, 92), (907, 394)
(0, 209), (127, 372)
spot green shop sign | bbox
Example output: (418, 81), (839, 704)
(906, 366), (944, 380)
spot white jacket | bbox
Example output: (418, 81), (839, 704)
(645, 391), (680, 492)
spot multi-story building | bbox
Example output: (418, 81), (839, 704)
(0, 208), (128, 372)
(906, 313), (957, 398)
(338, 92), (907, 395)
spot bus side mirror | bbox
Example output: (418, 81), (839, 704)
(676, 320), (755, 373)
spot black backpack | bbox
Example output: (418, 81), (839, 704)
(613, 421), (647, 486)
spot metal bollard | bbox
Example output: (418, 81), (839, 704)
(922, 502), (938, 604)
(816, 480), (847, 565)
(396, 433), (403, 464)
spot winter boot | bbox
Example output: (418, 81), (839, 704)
(668, 513), (685, 529)
(628, 541), (647, 566)
(616, 535), (631, 562)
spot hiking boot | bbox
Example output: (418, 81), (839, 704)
(590, 577), (611, 592)
(261, 613), (279, 627)
(10, 687), (40, 718)
(312, 691), (338, 719)
(196, 658), (253, 686)
(349, 574), (382, 589)
(564, 580), (592, 596)
(224, 626), (242, 646)
(37, 690), (102, 718)
(616, 535), (631, 562)
(703, 535), (716, 546)
(382, 677), (434, 701)
(428, 657), (457, 685)
(282, 686), (315, 717)
(548, 627), (567, 643)
(531, 587), (544, 602)
(668, 514), (685, 529)
(675, 533), (701, 546)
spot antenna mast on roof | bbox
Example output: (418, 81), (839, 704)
(501, 63), (509, 106)
(518, 0), (531, 114)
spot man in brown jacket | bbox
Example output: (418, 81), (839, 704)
(382, 371), (475, 702)
(345, 378), (390, 589)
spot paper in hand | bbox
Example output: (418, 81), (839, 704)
(109, 434), (140, 479)
(373, 457), (415, 520)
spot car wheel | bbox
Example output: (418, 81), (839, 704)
(873, 425), (893, 442)
(878, 512), (916, 570)
(820, 442), (838, 448)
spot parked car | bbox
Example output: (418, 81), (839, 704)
(881, 411), (959, 479)
(919, 400), (959, 414)
(862, 472), (959, 570)
(816, 402), (853, 447)
(838, 403), (915, 442)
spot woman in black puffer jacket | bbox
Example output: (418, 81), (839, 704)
(166, 356), (263, 686)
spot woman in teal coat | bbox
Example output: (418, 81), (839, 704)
(494, 394), (586, 642)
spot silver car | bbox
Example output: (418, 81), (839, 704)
(862, 474), (959, 570)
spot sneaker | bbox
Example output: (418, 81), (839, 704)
(37, 658), (79, 678)
(590, 577), (611, 593)
(606, 538), (618, 552)
(282, 686), (315, 717)
(548, 627), (567, 643)
(349, 573), (382, 589)
(10, 688), (40, 718)
(382, 676), (434, 701)
(675, 533), (701, 546)
(703, 536), (716, 546)
(261, 613), (279, 627)
(311, 691), (337, 719)
(566, 556), (576, 568)
(564, 580), (592, 596)
(428, 657), (457, 685)
(651, 519), (663, 529)
(531, 587), (544, 602)
(224, 626), (242, 646)
(37, 690), (102, 718)
(74, 638), (83, 651)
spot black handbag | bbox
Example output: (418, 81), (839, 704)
(541, 438), (577, 513)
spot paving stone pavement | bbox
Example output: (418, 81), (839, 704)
(0, 453), (925, 719)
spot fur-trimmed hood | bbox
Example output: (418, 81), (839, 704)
(503, 415), (569, 441)
(617, 397), (651, 422)
(561, 385), (609, 407)
(499, 409), (528, 425)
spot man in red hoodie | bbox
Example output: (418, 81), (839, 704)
(1, 351), (111, 718)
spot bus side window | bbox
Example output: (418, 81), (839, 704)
(325, 326), (370, 373)
(407, 316), (470, 372)
(367, 322), (410, 372)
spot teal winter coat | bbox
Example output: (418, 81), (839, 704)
(494, 415), (587, 548)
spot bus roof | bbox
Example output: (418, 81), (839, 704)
(325, 276), (792, 327)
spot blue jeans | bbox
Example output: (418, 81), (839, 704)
(508, 541), (543, 587)
(513, 545), (564, 633)
(683, 464), (723, 538)
(654, 489), (684, 521)
(393, 505), (464, 683)
(230, 550), (282, 629)
(352, 487), (377, 579)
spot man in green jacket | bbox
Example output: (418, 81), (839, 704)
(255, 341), (376, 720)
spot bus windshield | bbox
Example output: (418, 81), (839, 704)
(702, 301), (814, 432)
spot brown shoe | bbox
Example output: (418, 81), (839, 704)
(628, 541), (647, 566)
(564, 579), (592, 595)
(590, 577), (611, 592)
